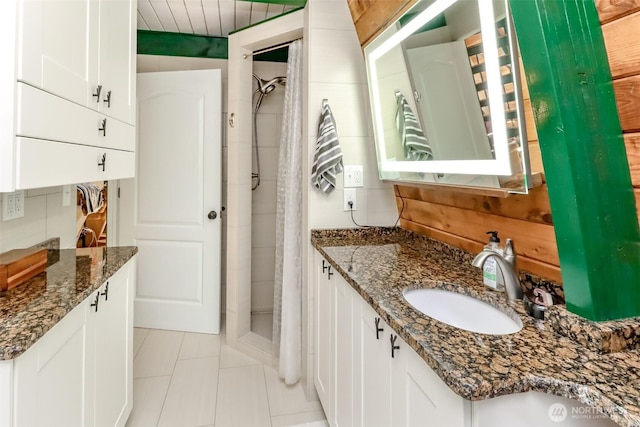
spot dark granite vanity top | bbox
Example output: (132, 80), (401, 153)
(311, 227), (640, 427)
(0, 246), (137, 360)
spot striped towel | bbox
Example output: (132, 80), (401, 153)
(395, 90), (433, 161)
(311, 100), (343, 194)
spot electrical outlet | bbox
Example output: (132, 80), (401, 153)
(344, 165), (364, 188)
(344, 188), (357, 211)
(14, 191), (24, 218)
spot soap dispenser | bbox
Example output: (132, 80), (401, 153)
(482, 231), (505, 290)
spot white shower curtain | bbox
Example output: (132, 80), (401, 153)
(272, 39), (303, 384)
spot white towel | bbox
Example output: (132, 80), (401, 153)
(395, 90), (433, 161)
(311, 100), (343, 194)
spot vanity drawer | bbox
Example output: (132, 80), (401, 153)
(16, 83), (134, 152)
(15, 137), (134, 189)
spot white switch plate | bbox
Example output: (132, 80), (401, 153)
(344, 165), (363, 188)
(344, 188), (357, 211)
(62, 185), (72, 206)
(2, 190), (24, 221)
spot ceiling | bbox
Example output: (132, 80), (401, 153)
(137, 0), (304, 38)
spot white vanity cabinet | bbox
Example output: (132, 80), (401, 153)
(314, 251), (470, 427)
(0, 0), (135, 192)
(3, 258), (135, 427)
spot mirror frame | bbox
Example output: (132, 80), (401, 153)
(364, 0), (529, 179)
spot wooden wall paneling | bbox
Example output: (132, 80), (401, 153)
(347, 0), (373, 24)
(597, 0), (640, 24)
(627, 133), (640, 186)
(397, 197), (559, 265)
(613, 75), (640, 132)
(396, 185), (553, 225)
(351, 0), (414, 46)
(602, 11), (640, 78)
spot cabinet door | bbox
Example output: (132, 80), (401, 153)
(13, 300), (92, 427)
(334, 274), (354, 427)
(92, 262), (132, 427)
(97, 0), (135, 124)
(18, 0), (98, 108)
(314, 253), (334, 422)
(391, 334), (470, 427)
(354, 301), (392, 427)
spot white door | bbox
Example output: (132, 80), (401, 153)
(134, 70), (222, 334)
(406, 41), (499, 187)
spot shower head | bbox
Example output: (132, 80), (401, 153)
(252, 74), (286, 96)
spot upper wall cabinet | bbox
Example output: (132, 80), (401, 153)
(364, 0), (535, 194)
(18, 0), (136, 125)
(0, 0), (136, 192)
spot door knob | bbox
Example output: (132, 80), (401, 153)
(208, 211), (217, 220)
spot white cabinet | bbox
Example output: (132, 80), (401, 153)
(13, 297), (92, 427)
(391, 335), (471, 427)
(315, 253), (356, 427)
(334, 273), (355, 427)
(89, 259), (134, 427)
(17, 0), (135, 124)
(353, 301), (392, 427)
(314, 251), (470, 427)
(0, 0), (135, 192)
(314, 254), (334, 422)
(3, 258), (135, 427)
(18, 0), (96, 109)
(97, 0), (136, 124)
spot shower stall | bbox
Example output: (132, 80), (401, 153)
(249, 63), (288, 341)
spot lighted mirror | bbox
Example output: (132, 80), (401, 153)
(364, 0), (534, 193)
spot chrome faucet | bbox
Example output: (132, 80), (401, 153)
(472, 238), (523, 301)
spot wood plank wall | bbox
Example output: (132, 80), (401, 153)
(348, 0), (640, 284)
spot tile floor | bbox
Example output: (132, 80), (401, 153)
(126, 327), (328, 427)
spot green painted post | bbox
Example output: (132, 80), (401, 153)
(509, 0), (640, 321)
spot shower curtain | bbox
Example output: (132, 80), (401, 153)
(272, 39), (303, 384)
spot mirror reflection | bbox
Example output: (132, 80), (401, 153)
(365, 0), (533, 192)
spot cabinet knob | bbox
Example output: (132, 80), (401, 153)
(90, 292), (100, 312)
(375, 317), (384, 340)
(98, 153), (107, 171)
(390, 334), (400, 358)
(99, 118), (107, 136)
(208, 211), (217, 220)
(101, 282), (109, 301)
(93, 85), (102, 102)
(103, 90), (112, 108)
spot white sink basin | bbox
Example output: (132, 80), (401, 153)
(403, 288), (523, 335)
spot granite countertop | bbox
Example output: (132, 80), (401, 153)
(311, 227), (640, 427)
(0, 246), (138, 361)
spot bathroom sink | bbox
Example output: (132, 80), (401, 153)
(403, 288), (523, 335)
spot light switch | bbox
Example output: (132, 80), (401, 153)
(344, 165), (364, 188)
(62, 185), (72, 206)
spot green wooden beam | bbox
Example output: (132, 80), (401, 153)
(137, 30), (228, 59)
(136, 30), (289, 62)
(510, 0), (640, 321)
(237, 0), (306, 5)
